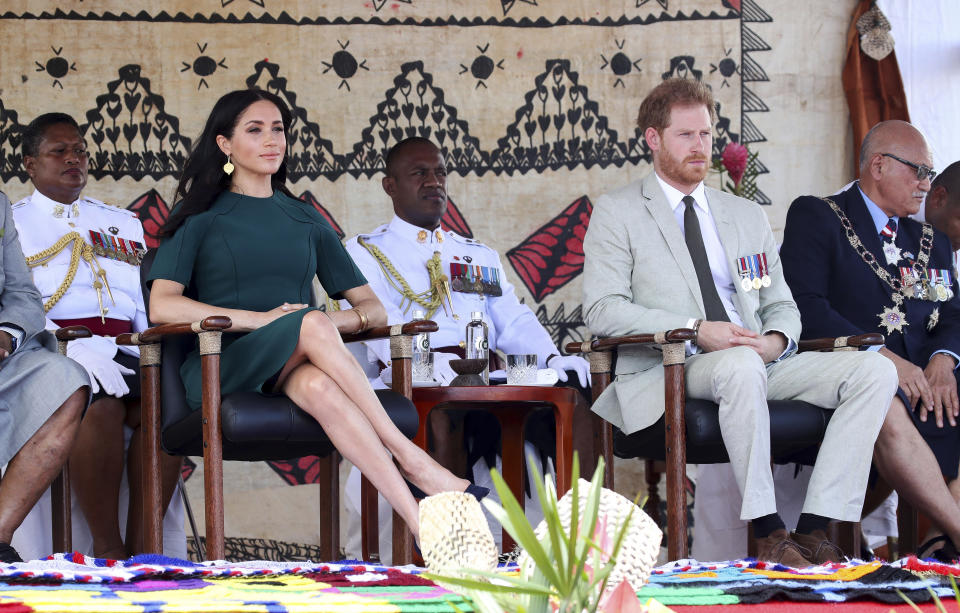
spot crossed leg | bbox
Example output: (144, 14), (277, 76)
(277, 311), (469, 539)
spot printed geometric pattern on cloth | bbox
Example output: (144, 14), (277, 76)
(640, 557), (960, 606)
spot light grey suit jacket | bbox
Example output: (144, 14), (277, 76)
(0, 191), (53, 351)
(582, 171), (801, 435)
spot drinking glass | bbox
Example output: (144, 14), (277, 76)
(506, 354), (538, 385)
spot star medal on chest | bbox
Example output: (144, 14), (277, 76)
(882, 241), (902, 266)
(928, 306), (941, 332)
(89, 229), (146, 266)
(879, 303), (908, 334)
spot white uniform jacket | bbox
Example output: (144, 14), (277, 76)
(13, 190), (147, 359)
(344, 215), (559, 368)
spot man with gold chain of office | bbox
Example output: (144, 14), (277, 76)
(10, 113), (184, 561)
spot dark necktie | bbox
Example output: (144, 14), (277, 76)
(683, 195), (729, 322)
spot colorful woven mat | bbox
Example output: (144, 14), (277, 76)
(0, 554), (472, 612)
(641, 557), (960, 606)
(1, 554), (958, 611)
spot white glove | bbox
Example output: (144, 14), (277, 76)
(66, 337), (134, 397)
(547, 355), (591, 388)
(433, 352), (460, 386)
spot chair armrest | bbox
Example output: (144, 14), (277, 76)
(340, 319), (438, 344)
(54, 325), (92, 356)
(55, 325), (93, 342)
(797, 333), (884, 353)
(564, 328), (696, 355)
(116, 316), (232, 346)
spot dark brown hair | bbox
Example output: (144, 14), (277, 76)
(636, 78), (716, 134)
(160, 88), (296, 237)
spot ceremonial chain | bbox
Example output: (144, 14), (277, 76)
(357, 236), (452, 319)
(822, 197), (933, 334)
(25, 231), (115, 320)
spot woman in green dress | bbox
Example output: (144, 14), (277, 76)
(148, 89), (477, 544)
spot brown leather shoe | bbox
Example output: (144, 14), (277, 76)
(754, 528), (813, 567)
(790, 530), (846, 564)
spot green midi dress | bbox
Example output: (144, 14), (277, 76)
(148, 190), (367, 409)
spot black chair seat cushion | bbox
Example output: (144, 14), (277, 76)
(162, 388), (418, 461)
(157, 314), (418, 461)
(614, 398), (832, 465)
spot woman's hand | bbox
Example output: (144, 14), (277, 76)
(150, 279), (307, 332)
(260, 302), (308, 327)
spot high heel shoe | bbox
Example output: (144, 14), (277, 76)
(407, 480), (490, 502)
(465, 483), (490, 502)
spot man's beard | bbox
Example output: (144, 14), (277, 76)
(658, 148), (709, 186)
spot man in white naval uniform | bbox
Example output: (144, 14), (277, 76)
(341, 137), (590, 557)
(10, 113), (184, 560)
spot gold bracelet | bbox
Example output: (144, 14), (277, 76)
(353, 307), (368, 332)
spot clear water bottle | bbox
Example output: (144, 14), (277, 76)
(465, 311), (489, 384)
(411, 309), (430, 357)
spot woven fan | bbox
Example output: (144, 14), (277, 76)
(419, 492), (499, 575)
(519, 479), (663, 588)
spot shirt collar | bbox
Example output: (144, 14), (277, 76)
(857, 182), (896, 234)
(654, 173), (709, 214)
(30, 188), (82, 215)
(388, 215), (446, 245)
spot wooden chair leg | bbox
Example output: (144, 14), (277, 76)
(317, 452), (340, 561)
(391, 509), (414, 565)
(554, 396), (574, 497)
(50, 466), (71, 553)
(360, 474), (379, 562)
(898, 499), (919, 556)
(498, 410), (527, 553)
(830, 520), (862, 559)
(200, 349), (225, 562)
(663, 357), (688, 561)
(140, 356), (163, 554)
(643, 460), (662, 527)
(600, 420), (614, 490)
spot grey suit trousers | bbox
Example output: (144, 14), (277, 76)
(684, 346), (897, 521)
(0, 336), (89, 466)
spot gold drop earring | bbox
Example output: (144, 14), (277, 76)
(223, 155), (235, 175)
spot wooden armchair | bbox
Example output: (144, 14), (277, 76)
(118, 316), (436, 564)
(566, 329), (884, 561)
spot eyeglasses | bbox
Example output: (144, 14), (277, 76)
(881, 153), (937, 182)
